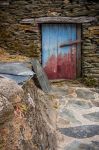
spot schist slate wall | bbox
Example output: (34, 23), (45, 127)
(0, 0), (99, 82)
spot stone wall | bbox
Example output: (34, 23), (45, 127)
(0, 0), (99, 82)
(0, 78), (56, 150)
(82, 24), (99, 81)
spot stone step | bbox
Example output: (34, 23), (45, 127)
(64, 140), (99, 150)
(59, 125), (99, 139)
(83, 112), (99, 122)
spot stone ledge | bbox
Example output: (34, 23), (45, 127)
(20, 19), (35, 24)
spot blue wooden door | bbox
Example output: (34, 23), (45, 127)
(42, 24), (77, 79)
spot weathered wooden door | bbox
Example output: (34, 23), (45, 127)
(42, 24), (77, 80)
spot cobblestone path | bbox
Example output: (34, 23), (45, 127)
(50, 82), (99, 150)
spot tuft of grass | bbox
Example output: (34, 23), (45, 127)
(82, 76), (97, 87)
(19, 104), (28, 112)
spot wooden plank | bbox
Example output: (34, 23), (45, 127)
(35, 17), (97, 24)
(57, 24), (77, 79)
(42, 24), (50, 67)
(57, 24), (66, 78)
(71, 24), (77, 79)
(76, 24), (81, 78)
(60, 40), (83, 47)
(42, 24), (58, 79)
(31, 58), (51, 93)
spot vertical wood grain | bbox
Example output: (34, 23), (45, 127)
(71, 24), (77, 79)
(42, 24), (58, 79)
(76, 24), (81, 77)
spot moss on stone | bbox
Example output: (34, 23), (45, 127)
(0, 47), (29, 62)
(82, 76), (97, 87)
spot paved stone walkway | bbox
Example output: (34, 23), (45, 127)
(50, 82), (99, 150)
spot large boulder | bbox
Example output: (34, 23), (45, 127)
(0, 78), (56, 150)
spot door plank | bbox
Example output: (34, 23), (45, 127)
(42, 24), (58, 79)
(71, 24), (77, 79)
(58, 24), (76, 79)
(42, 24), (50, 67)
(76, 24), (81, 77)
(57, 24), (64, 78)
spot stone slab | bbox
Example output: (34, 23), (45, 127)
(64, 140), (99, 150)
(59, 108), (80, 124)
(83, 112), (99, 122)
(59, 125), (99, 138)
(67, 99), (92, 109)
(76, 89), (95, 100)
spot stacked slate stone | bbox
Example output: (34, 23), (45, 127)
(82, 25), (99, 81)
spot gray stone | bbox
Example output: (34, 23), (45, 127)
(91, 141), (99, 148)
(68, 100), (92, 109)
(91, 88), (99, 94)
(64, 140), (99, 150)
(0, 62), (34, 76)
(59, 108), (80, 124)
(91, 100), (99, 107)
(76, 89), (95, 100)
(57, 117), (70, 128)
(59, 125), (99, 138)
(83, 112), (99, 122)
(52, 87), (68, 96)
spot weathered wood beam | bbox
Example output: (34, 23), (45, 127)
(60, 40), (83, 47)
(20, 17), (97, 24)
(35, 17), (97, 23)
